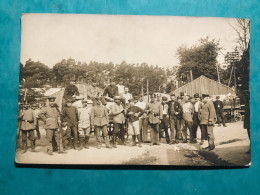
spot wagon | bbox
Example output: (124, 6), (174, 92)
(222, 97), (244, 123)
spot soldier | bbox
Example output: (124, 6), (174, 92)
(110, 96), (126, 146)
(135, 96), (147, 142)
(121, 87), (133, 105)
(199, 94), (217, 151)
(192, 93), (204, 144)
(87, 79), (106, 106)
(78, 99), (91, 150)
(18, 102), (37, 154)
(145, 94), (163, 145)
(90, 97), (112, 149)
(126, 99), (144, 147)
(214, 96), (227, 127)
(103, 79), (119, 102)
(168, 94), (182, 144)
(160, 96), (170, 144)
(38, 97), (63, 155)
(62, 98), (79, 150)
(181, 96), (194, 143)
(62, 79), (80, 110)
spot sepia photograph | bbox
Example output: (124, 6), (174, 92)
(15, 14), (250, 166)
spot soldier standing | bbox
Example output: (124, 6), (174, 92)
(18, 102), (37, 154)
(192, 93), (204, 144)
(38, 97), (63, 155)
(110, 96), (126, 146)
(181, 96), (194, 143)
(145, 94), (163, 145)
(62, 79), (80, 110)
(126, 99), (144, 147)
(160, 96), (170, 144)
(214, 96), (227, 127)
(199, 94), (217, 151)
(62, 98), (79, 150)
(90, 97), (112, 149)
(168, 94), (182, 144)
(78, 99), (91, 150)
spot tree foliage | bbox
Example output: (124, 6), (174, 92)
(176, 37), (221, 84)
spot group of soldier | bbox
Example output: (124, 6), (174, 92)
(17, 78), (226, 155)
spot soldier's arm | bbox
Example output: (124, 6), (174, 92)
(38, 108), (47, 123)
(90, 108), (94, 126)
(208, 102), (216, 123)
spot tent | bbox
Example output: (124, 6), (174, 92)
(173, 75), (235, 97)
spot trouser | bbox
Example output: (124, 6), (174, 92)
(95, 125), (109, 145)
(160, 115), (170, 143)
(149, 123), (160, 144)
(192, 112), (203, 140)
(142, 118), (149, 142)
(200, 124), (208, 141)
(66, 125), (78, 148)
(46, 129), (60, 152)
(181, 120), (193, 141)
(216, 110), (225, 126)
(176, 118), (183, 140)
(169, 116), (181, 142)
(113, 123), (125, 143)
(201, 124), (215, 149)
(21, 129), (36, 149)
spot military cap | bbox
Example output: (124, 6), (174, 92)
(194, 93), (200, 98)
(128, 99), (134, 103)
(180, 92), (184, 96)
(162, 96), (168, 101)
(66, 98), (73, 103)
(151, 94), (157, 98)
(202, 94), (209, 98)
(114, 96), (121, 100)
(177, 96), (182, 100)
(48, 97), (56, 102)
(170, 93), (176, 97)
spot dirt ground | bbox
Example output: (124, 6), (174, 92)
(15, 121), (251, 167)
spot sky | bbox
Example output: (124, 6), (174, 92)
(20, 14), (242, 68)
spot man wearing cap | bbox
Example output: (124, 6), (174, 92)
(126, 99), (144, 147)
(192, 93), (204, 144)
(63, 79), (80, 100)
(110, 96), (126, 146)
(38, 97), (63, 155)
(18, 102), (37, 154)
(121, 87), (133, 106)
(78, 99), (91, 150)
(160, 96), (170, 144)
(214, 96), (227, 127)
(156, 93), (162, 103)
(168, 94), (182, 144)
(62, 98), (79, 150)
(90, 97), (112, 149)
(87, 79), (106, 106)
(199, 94), (217, 151)
(103, 80), (119, 101)
(145, 94), (163, 145)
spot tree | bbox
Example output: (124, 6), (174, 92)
(176, 37), (221, 84)
(21, 59), (51, 88)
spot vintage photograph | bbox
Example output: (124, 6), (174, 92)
(15, 14), (250, 166)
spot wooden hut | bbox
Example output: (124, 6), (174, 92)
(173, 75), (235, 96)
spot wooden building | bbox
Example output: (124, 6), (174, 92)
(173, 75), (235, 96)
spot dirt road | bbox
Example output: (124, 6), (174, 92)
(15, 121), (250, 167)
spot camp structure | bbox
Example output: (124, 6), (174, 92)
(173, 75), (235, 97)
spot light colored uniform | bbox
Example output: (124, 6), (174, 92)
(78, 107), (91, 136)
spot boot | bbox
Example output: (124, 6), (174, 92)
(136, 134), (142, 147)
(31, 140), (36, 152)
(132, 135), (136, 146)
(112, 135), (117, 148)
(85, 136), (90, 149)
(78, 138), (84, 151)
(21, 142), (27, 154)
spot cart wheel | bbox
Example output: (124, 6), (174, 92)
(224, 113), (232, 123)
(234, 113), (242, 122)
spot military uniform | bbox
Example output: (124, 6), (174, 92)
(110, 100), (126, 146)
(62, 84), (79, 109)
(103, 85), (119, 99)
(18, 106), (37, 153)
(199, 96), (216, 150)
(160, 101), (170, 144)
(168, 100), (182, 144)
(78, 104), (91, 149)
(38, 100), (61, 154)
(90, 103), (111, 148)
(145, 100), (163, 145)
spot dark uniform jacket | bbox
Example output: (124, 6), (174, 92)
(214, 100), (224, 112)
(62, 106), (78, 127)
(168, 101), (182, 118)
(126, 105), (144, 122)
(103, 85), (119, 98)
(63, 84), (79, 99)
